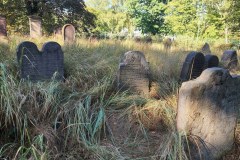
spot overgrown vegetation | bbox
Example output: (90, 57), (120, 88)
(0, 36), (239, 159)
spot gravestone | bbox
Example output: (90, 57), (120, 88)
(29, 16), (42, 38)
(0, 16), (7, 38)
(62, 24), (75, 44)
(17, 41), (64, 81)
(221, 50), (238, 70)
(180, 51), (205, 82)
(54, 27), (62, 38)
(204, 55), (219, 69)
(177, 68), (240, 159)
(201, 42), (211, 54)
(118, 51), (150, 95)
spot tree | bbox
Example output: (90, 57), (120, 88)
(126, 0), (169, 35)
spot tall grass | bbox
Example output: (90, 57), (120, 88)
(0, 36), (239, 159)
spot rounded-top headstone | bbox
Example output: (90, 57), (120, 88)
(118, 51), (150, 95)
(180, 51), (205, 82)
(62, 24), (75, 44)
(221, 50), (238, 71)
(204, 54), (219, 69)
(0, 15), (7, 37)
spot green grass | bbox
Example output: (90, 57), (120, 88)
(0, 36), (239, 159)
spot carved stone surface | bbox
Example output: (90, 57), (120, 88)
(201, 42), (211, 54)
(17, 41), (64, 81)
(118, 51), (150, 95)
(180, 51), (205, 82)
(221, 50), (238, 70)
(177, 68), (240, 159)
(29, 16), (42, 38)
(0, 16), (7, 37)
(204, 54), (219, 69)
(62, 24), (75, 44)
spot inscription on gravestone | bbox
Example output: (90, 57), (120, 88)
(180, 51), (205, 82)
(0, 16), (7, 37)
(118, 51), (150, 95)
(177, 68), (240, 159)
(62, 24), (75, 44)
(17, 41), (64, 81)
(204, 54), (219, 69)
(221, 50), (238, 70)
(29, 16), (42, 38)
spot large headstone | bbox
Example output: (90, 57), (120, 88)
(29, 16), (42, 38)
(180, 51), (205, 82)
(17, 41), (64, 81)
(0, 16), (7, 38)
(62, 24), (75, 44)
(221, 50), (238, 71)
(204, 54), (219, 69)
(118, 51), (150, 95)
(201, 42), (211, 54)
(177, 68), (240, 159)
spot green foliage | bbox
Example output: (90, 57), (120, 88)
(127, 0), (169, 35)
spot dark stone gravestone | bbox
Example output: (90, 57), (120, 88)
(221, 50), (238, 70)
(0, 16), (7, 38)
(201, 42), (211, 55)
(180, 51), (205, 82)
(29, 16), (42, 38)
(118, 51), (150, 95)
(204, 54), (219, 69)
(62, 24), (75, 44)
(17, 41), (64, 81)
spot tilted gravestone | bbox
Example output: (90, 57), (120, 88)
(201, 42), (211, 55)
(180, 51), (205, 82)
(62, 24), (75, 44)
(118, 51), (150, 95)
(0, 16), (7, 38)
(17, 41), (64, 81)
(29, 16), (42, 38)
(221, 50), (238, 71)
(204, 54), (219, 69)
(177, 68), (240, 159)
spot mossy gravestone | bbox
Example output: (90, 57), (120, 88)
(29, 16), (42, 38)
(62, 24), (75, 44)
(221, 50), (238, 71)
(177, 68), (240, 159)
(118, 51), (150, 95)
(17, 41), (64, 81)
(180, 51), (205, 82)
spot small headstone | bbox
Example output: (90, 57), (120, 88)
(177, 68), (240, 159)
(0, 16), (7, 38)
(180, 51), (205, 82)
(201, 42), (211, 54)
(29, 16), (42, 38)
(17, 41), (64, 81)
(118, 51), (150, 95)
(221, 50), (238, 70)
(62, 24), (75, 44)
(54, 27), (62, 38)
(204, 54), (219, 69)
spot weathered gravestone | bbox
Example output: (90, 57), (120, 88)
(204, 54), (219, 69)
(29, 16), (42, 38)
(62, 24), (75, 44)
(0, 16), (7, 38)
(201, 42), (211, 55)
(221, 50), (238, 71)
(180, 51), (205, 82)
(17, 41), (64, 81)
(177, 67), (240, 159)
(118, 51), (150, 95)
(54, 27), (62, 39)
